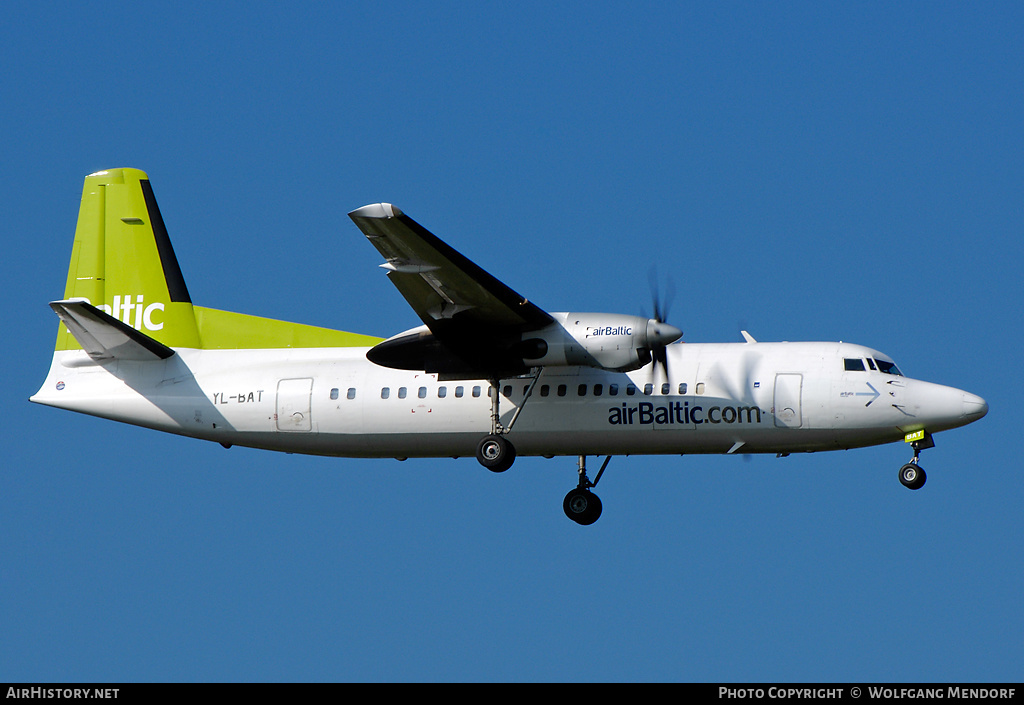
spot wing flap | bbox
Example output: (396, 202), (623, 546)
(50, 300), (175, 361)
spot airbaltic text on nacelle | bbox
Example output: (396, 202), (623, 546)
(609, 400), (763, 425)
(588, 325), (632, 337)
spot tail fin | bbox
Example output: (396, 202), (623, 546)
(57, 168), (201, 350)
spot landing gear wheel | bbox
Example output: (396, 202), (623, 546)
(563, 488), (603, 525)
(899, 462), (927, 490)
(476, 434), (516, 473)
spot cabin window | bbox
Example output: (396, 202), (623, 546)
(347, 388), (356, 400)
(643, 383), (653, 395)
(473, 386), (482, 397)
(503, 385), (512, 397)
(381, 387), (390, 399)
(593, 384), (603, 396)
(578, 384), (587, 396)
(661, 383), (670, 395)
(609, 384), (619, 396)
(844, 358), (866, 372)
(557, 384), (567, 397)
(626, 384), (637, 396)
(696, 383), (705, 395)
(398, 387), (408, 399)
(455, 386), (464, 398)
(438, 386), (447, 398)
(540, 385), (550, 397)
(330, 388), (339, 400)
(418, 387), (427, 398)
(678, 383), (687, 394)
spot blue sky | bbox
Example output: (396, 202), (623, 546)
(2, 2), (1021, 682)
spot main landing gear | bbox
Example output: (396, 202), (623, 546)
(563, 455), (610, 525)
(899, 431), (934, 490)
(472, 372), (608, 525)
(474, 372), (541, 474)
(476, 434), (515, 473)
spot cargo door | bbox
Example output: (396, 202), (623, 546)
(276, 378), (313, 432)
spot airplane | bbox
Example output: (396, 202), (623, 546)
(31, 168), (988, 525)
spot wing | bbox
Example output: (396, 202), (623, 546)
(349, 203), (553, 376)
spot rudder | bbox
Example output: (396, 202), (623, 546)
(57, 168), (201, 350)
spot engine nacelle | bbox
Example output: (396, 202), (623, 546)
(521, 312), (681, 372)
(366, 313), (681, 375)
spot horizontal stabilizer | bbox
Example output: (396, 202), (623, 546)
(49, 300), (175, 361)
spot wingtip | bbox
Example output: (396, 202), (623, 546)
(349, 203), (403, 219)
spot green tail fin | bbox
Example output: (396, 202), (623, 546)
(57, 168), (201, 350)
(55, 168), (384, 353)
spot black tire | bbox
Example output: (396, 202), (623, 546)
(563, 488), (603, 525)
(476, 434), (516, 473)
(899, 463), (927, 490)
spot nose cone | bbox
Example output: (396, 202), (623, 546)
(909, 381), (988, 433)
(962, 392), (988, 421)
(646, 320), (683, 346)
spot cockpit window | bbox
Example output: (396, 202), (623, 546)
(874, 359), (903, 376)
(844, 358), (866, 371)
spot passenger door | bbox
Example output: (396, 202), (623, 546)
(773, 373), (803, 428)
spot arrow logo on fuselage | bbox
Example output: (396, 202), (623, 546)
(856, 382), (880, 407)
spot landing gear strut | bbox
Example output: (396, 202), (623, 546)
(474, 371), (541, 474)
(899, 431), (933, 490)
(563, 455), (610, 525)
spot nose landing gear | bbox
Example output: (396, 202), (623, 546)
(899, 462), (926, 490)
(899, 431), (934, 490)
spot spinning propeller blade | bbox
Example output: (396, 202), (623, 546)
(646, 268), (681, 383)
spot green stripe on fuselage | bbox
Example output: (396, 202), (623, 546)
(193, 306), (383, 349)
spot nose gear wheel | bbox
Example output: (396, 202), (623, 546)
(898, 431), (934, 490)
(899, 462), (926, 490)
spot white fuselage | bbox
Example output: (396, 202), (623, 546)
(32, 340), (986, 460)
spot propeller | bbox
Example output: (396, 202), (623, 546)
(706, 350), (762, 463)
(645, 268), (682, 383)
